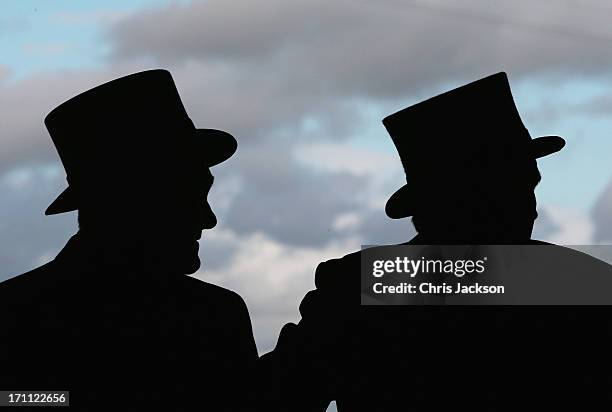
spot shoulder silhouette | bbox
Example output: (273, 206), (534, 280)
(0, 70), (257, 411)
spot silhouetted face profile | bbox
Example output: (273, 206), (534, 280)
(158, 168), (218, 274)
(410, 150), (542, 244)
(485, 156), (541, 241)
(77, 166), (218, 275)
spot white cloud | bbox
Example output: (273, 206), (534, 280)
(192, 228), (361, 352)
(537, 205), (594, 244)
(296, 142), (399, 177)
(332, 212), (361, 231)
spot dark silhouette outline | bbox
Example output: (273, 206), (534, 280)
(0, 70), (257, 411)
(260, 73), (612, 411)
(2, 68), (611, 412)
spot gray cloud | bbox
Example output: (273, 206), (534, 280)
(6, 1), (612, 176)
(357, 209), (416, 245)
(0, 59), (373, 179)
(576, 94), (612, 118)
(0, 66), (10, 82)
(0, 164), (76, 281)
(0, 67), (142, 173)
(592, 178), (612, 243)
(110, 0), (612, 101)
(223, 140), (369, 246)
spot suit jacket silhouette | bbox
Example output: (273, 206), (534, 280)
(0, 233), (258, 411)
(266, 238), (612, 411)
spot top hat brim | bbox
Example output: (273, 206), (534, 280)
(385, 135), (566, 219)
(45, 129), (237, 216)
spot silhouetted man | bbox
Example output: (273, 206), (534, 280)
(0, 70), (257, 411)
(260, 73), (612, 411)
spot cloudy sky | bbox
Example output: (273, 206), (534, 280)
(2, 0), (612, 372)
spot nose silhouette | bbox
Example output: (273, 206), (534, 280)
(201, 201), (217, 230)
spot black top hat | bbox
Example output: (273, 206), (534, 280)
(383, 72), (565, 219)
(44, 69), (237, 215)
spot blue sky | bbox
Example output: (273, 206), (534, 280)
(514, 77), (612, 211)
(1, 0), (183, 77)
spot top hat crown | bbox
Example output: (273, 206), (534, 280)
(44, 69), (237, 215)
(382, 72), (565, 219)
